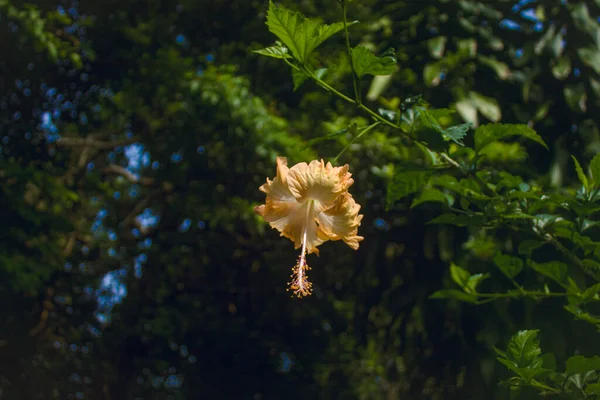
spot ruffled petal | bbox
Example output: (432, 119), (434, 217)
(258, 156), (291, 196)
(316, 192), (364, 250)
(255, 156), (298, 235)
(255, 157), (324, 254)
(286, 159), (354, 211)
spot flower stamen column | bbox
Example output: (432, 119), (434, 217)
(289, 203), (313, 297)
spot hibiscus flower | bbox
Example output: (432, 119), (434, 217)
(255, 157), (363, 297)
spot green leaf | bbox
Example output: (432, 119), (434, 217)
(444, 124), (471, 144)
(429, 289), (477, 303)
(529, 260), (568, 285)
(479, 142), (527, 164)
(457, 38), (477, 58)
(506, 330), (542, 368)
(592, 78), (600, 99)
(493, 253), (523, 279)
(366, 74), (393, 100)
(417, 107), (470, 146)
(427, 36), (447, 59)
(386, 168), (432, 208)
(590, 152), (600, 187)
(541, 353), (557, 370)
(423, 62), (443, 87)
(427, 108), (456, 123)
(581, 283), (600, 303)
(470, 92), (501, 122)
(466, 273), (489, 294)
(428, 213), (486, 227)
(478, 55), (510, 80)
(70, 53), (82, 69)
(431, 175), (489, 200)
(586, 383), (600, 394)
(497, 359), (548, 382)
(266, 1), (351, 62)
(572, 156), (589, 192)
(583, 259), (600, 276)
(564, 83), (587, 113)
(253, 44), (292, 59)
(566, 355), (600, 375)
(314, 67), (328, 80)
(351, 46), (396, 78)
(565, 304), (600, 325)
(455, 98), (478, 126)
(570, 3), (598, 38)
(552, 55), (571, 80)
(578, 47), (600, 74)
(474, 123), (548, 153)
(292, 68), (308, 90)
(411, 187), (452, 208)
(518, 240), (544, 256)
(534, 24), (556, 55)
(450, 263), (470, 288)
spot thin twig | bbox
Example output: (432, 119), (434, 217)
(57, 136), (140, 149)
(103, 164), (155, 186)
(340, 0), (360, 104)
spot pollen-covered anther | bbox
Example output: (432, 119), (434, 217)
(287, 254), (313, 298)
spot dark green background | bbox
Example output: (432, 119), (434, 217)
(1, 0), (599, 398)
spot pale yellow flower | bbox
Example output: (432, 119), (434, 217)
(255, 157), (364, 297)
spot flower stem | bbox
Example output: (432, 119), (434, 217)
(333, 122), (381, 163)
(340, 0), (360, 104)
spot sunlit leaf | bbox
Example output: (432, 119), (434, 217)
(506, 330), (542, 368)
(470, 92), (501, 122)
(479, 142), (527, 164)
(423, 61), (443, 87)
(450, 263), (470, 288)
(366, 74), (393, 100)
(253, 44), (292, 59)
(266, 1), (353, 62)
(427, 36), (447, 59)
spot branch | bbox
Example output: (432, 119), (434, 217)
(121, 188), (162, 231)
(57, 136), (140, 149)
(103, 164), (155, 186)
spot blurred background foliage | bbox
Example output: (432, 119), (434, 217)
(1, 0), (599, 398)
